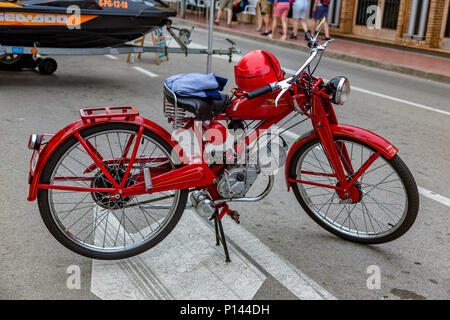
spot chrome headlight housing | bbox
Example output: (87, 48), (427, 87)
(326, 77), (350, 105)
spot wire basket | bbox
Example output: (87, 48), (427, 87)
(163, 83), (188, 130)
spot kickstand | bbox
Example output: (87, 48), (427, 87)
(210, 210), (231, 263)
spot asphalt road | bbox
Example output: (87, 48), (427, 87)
(0, 28), (449, 300)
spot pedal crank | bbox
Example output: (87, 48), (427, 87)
(230, 210), (240, 224)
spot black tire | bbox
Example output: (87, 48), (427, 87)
(38, 57), (58, 75)
(37, 123), (189, 260)
(0, 54), (35, 71)
(289, 137), (419, 244)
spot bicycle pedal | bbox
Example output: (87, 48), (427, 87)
(230, 210), (240, 224)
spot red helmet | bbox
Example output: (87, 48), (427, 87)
(234, 50), (283, 92)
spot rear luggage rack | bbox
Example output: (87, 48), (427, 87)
(79, 106), (139, 124)
(163, 83), (188, 130)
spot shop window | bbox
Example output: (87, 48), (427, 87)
(382, 0), (400, 29)
(403, 0), (430, 40)
(355, 0), (378, 26)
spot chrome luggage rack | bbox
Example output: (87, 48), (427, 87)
(163, 83), (189, 130)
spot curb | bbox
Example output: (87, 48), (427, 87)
(173, 18), (450, 84)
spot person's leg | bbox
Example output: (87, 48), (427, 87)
(263, 3), (272, 34)
(281, 15), (288, 40)
(270, 16), (278, 39)
(323, 19), (330, 39)
(259, 13), (266, 31)
(215, 8), (223, 24)
(226, 8), (233, 26)
(292, 18), (299, 37)
(311, 18), (317, 37)
(264, 13), (272, 34)
(301, 18), (308, 33)
(257, 3), (265, 31)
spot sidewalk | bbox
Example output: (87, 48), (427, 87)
(174, 14), (450, 83)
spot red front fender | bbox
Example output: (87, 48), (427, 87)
(27, 116), (183, 201)
(284, 125), (398, 190)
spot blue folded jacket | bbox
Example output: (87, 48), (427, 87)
(164, 73), (228, 100)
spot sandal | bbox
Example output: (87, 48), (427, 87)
(213, 21), (219, 26)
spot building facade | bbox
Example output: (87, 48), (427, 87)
(325, 0), (450, 52)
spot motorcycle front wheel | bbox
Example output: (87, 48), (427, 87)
(37, 123), (188, 260)
(289, 137), (419, 244)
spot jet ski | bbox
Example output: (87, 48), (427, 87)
(0, 0), (177, 48)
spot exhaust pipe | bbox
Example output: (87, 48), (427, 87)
(190, 190), (216, 217)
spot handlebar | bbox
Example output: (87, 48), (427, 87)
(246, 84), (273, 100)
(245, 36), (334, 106)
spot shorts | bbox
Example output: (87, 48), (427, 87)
(219, 0), (233, 10)
(261, 0), (273, 15)
(258, 2), (266, 15)
(292, 0), (308, 19)
(273, 2), (290, 17)
(312, 5), (328, 19)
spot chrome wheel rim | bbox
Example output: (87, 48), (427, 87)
(47, 129), (181, 253)
(295, 139), (408, 239)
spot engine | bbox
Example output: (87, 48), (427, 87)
(217, 165), (259, 198)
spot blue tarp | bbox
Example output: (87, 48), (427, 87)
(164, 73), (228, 100)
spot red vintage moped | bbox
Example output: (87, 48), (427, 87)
(27, 23), (419, 261)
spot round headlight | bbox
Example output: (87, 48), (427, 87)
(326, 77), (351, 105)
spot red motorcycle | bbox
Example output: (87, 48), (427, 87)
(27, 31), (419, 261)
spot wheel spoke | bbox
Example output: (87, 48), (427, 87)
(295, 138), (408, 240)
(45, 127), (183, 255)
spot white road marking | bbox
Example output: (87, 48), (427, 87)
(218, 214), (336, 300)
(91, 209), (265, 300)
(91, 208), (335, 300)
(105, 54), (118, 60)
(133, 66), (158, 78)
(418, 187), (450, 207)
(351, 86), (450, 116)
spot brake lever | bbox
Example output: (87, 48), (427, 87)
(274, 79), (292, 107)
(316, 39), (335, 51)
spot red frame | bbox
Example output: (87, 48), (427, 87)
(28, 74), (398, 213)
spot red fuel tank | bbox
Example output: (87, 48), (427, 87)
(226, 91), (292, 120)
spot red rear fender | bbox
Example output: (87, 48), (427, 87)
(27, 117), (183, 201)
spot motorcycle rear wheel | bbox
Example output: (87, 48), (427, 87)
(37, 123), (188, 260)
(289, 137), (419, 244)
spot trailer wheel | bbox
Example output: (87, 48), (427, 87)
(0, 54), (26, 71)
(38, 57), (58, 75)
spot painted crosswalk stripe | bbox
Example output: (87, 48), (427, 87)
(91, 208), (336, 300)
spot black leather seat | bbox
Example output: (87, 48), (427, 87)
(164, 86), (230, 121)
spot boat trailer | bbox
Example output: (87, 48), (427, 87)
(0, 22), (241, 75)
